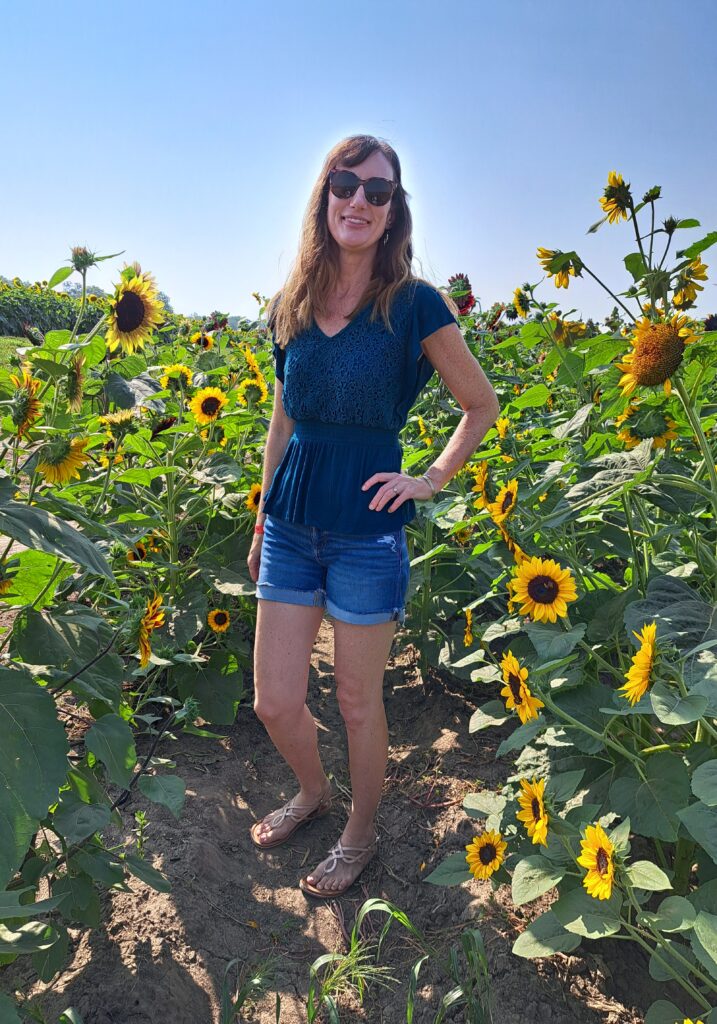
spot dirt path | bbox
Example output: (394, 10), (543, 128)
(8, 619), (671, 1022)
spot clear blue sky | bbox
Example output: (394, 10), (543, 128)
(2, 0), (716, 322)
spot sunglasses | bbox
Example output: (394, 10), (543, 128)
(328, 168), (398, 207)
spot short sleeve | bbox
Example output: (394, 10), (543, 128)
(409, 282), (460, 392)
(272, 340), (286, 383)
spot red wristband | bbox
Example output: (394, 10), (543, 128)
(254, 523), (265, 535)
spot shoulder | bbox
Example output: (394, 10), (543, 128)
(408, 279), (460, 343)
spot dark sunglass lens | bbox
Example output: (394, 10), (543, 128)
(365, 178), (393, 206)
(330, 170), (359, 198)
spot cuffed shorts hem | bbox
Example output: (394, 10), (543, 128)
(255, 582), (406, 626)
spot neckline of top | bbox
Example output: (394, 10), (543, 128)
(312, 299), (374, 340)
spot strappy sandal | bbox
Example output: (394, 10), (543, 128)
(250, 780), (333, 850)
(298, 832), (379, 898)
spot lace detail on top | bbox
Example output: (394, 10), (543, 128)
(271, 280), (458, 434)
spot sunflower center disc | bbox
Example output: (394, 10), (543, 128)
(201, 397), (221, 416)
(633, 326), (684, 385)
(501, 492), (513, 513)
(115, 291), (146, 333)
(527, 575), (559, 603)
(479, 844), (496, 865)
(531, 797), (541, 821)
(508, 673), (523, 703)
(596, 847), (609, 874)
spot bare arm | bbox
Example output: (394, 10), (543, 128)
(257, 377), (295, 527)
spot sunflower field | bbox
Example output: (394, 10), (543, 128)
(0, 172), (716, 1023)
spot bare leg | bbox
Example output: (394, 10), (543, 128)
(304, 617), (396, 893)
(253, 599), (329, 843)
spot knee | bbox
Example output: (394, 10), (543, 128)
(253, 686), (303, 725)
(336, 679), (383, 729)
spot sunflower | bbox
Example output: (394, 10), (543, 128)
(513, 287), (529, 318)
(454, 525), (473, 546)
(245, 482), (262, 514)
(99, 408), (136, 440)
(36, 437), (90, 484)
(464, 607), (473, 647)
(138, 592), (165, 667)
(65, 353), (85, 414)
(242, 344), (262, 378)
(200, 424), (228, 449)
(127, 541), (147, 562)
(577, 822), (615, 900)
(618, 622), (657, 706)
(417, 416), (433, 447)
(682, 1019), (705, 1024)
(495, 417), (510, 440)
(190, 330), (214, 351)
(497, 522), (527, 565)
(147, 532), (164, 553)
(9, 367), (43, 437)
(487, 479), (518, 524)
(510, 556), (577, 623)
(236, 374), (269, 407)
(208, 609), (231, 633)
(465, 830), (507, 880)
(598, 170), (632, 224)
(500, 650), (544, 724)
(106, 266), (165, 355)
(615, 404), (678, 450)
(190, 387), (228, 424)
(673, 255), (708, 308)
(159, 363), (193, 390)
(470, 461), (491, 509)
(536, 248), (582, 289)
(516, 777), (549, 846)
(616, 314), (698, 397)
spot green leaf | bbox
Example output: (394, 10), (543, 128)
(0, 889), (65, 921)
(84, 715), (136, 788)
(469, 699), (510, 733)
(650, 681), (708, 725)
(0, 503), (113, 580)
(47, 266), (73, 289)
(173, 650), (244, 725)
(123, 854), (172, 893)
(136, 775), (186, 819)
(546, 770), (585, 805)
(609, 752), (690, 842)
(691, 910), (717, 979)
(511, 910), (581, 958)
(0, 921), (59, 954)
(497, 717), (546, 758)
(645, 1001), (691, 1024)
(624, 252), (647, 281)
(681, 230), (717, 259)
(625, 860), (672, 891)
(33, 927), (69, 983)
(641, 895), (695, 933)
(524, 621), (587, 662)
(552, 886), (622, 938)
(423, 851), (473, 887)
(552, 403), (593, 440)
(677, 802), (717, 865)
(463, 791), (507, 820)
(676, 218), (701, 228)
(510, 383), (550, 410)
(511, 856), (564, 906)
(0, 667), (69, 888)
(625, 574), (717, 654)
(692, 761), (717, 807)
(52, 796), (111, 846)
(105, 371), (165, 411)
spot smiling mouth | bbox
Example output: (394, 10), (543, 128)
(343, 216), (369, 224)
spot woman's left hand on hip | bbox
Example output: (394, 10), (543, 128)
(361, 472), (432, 512)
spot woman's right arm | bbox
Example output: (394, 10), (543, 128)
(256, 377), (295, 528)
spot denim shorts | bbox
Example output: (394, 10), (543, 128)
(256, 514), (410, 625)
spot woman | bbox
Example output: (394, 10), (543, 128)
(247, 134), (500, 898)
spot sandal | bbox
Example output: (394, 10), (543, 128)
(250, 780), (333, 850)
(298, 832), (379, 898)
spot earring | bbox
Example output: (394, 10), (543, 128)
(383, 230), (390, 246)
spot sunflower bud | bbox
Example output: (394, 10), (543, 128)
(642, 186), (661, 203)
(70, 246), (99, 272)
(662, 216), (679, 236)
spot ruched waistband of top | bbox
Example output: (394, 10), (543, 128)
(292, 419), (400, 447)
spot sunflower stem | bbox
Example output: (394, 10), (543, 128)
(628, 201), (650, 274)
(580, 264), (638, 324)
(648, 201), (655, 268)
(621, 493), (647, 594)
(621, 922), (711, 1010)
(537, 688), (645, 776)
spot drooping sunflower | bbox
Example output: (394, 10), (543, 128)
(208, 609), (231, 633)
(513, 287), (529, 318)
(190, 330), (214, 351)
(495, 417), (510, 440)
(106, 266), (165, 355)
(190, 387), (228, 425)
(159, 363), (193, 390)
(497, 522), (527, 565)
(598, 170), (632, 224)
(516, 777), (549, 846)
(416, 416), (433, 447)
(236, 374), (269, 408)
(577, 822), (615, 901)
(64, 353), (85, 414)
(616, 314), (699, 397)
(464, 607), (473, 647)
(470, 461), (491, 509)
(99, 408), (136, 440)
(36, 437), (90, 485)
(536, 248), (583, 289)
(487, 479), (518, 524)
(200, 424), (228, 450)
(673, 255), (708, 308)
(242, 344), (262, 378)
(465, 830), (507, 880)
(615, 404), (678, 450)
(138, 592), (165, 667)
(127, 541), (147, 562)
(500, 650), (544, 724)
(618, 621), (657, 706)
(245, 482), (262, 514)
(510, 556), (578, 623)
(9, 368), (43, 437)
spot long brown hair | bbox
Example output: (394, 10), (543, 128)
(267, 134), (459, 348)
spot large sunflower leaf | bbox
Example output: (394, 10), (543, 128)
(512, 910), (581, 958)
(691, 911), (717, 981)
(650, 681), (708, 725)
(645, 1001), (693, 1024)
(83, 715), (136, 789)
(552, 886), (623, 938)
(624, 575), (717, 654)
(511, 856), (564, 906)
(609, 752), (690, 841)
(677, 802), (717, 865)
(0, 502), (113, 580)
(104, 371), (164, 411)
(0, 667), (69, 888)
(692, 761), (717, 807)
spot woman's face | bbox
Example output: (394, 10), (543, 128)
(326, 151), (396, 255)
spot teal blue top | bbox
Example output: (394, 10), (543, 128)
(261, 280), (459, 534)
